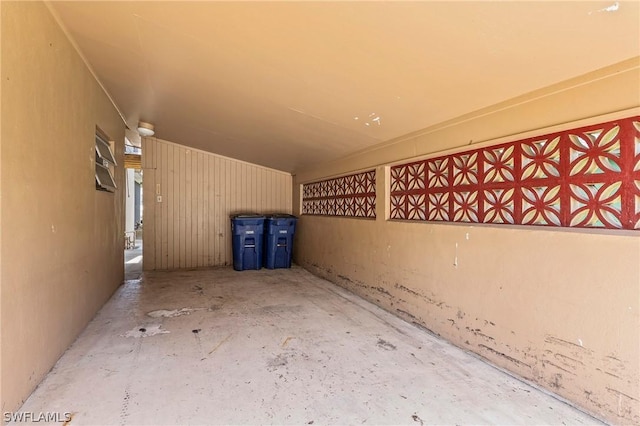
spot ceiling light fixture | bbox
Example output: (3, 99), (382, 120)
(137, 121), (155, 137)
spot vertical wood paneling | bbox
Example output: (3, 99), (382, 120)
(166, 145), (174, 269)
(184, 150), (191, 268)
(173, 145), (180, 269)
(197, 152), (204, 267)
(212, 156), (220, 265)
(179, 148), (186, 268)
(214, 156), (221, 265)
(191, 152), (197, 267)
(201, 152), (207, 268)
(142, 138), (292, 270)
(224, 158), (231, 264)
(208, 156), (214, 265)
(237, 161), (243, 213)
(160, 142), (169, 270)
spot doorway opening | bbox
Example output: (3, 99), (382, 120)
(124, 142), (143, 280)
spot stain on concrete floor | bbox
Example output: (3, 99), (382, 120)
(17, 266), (601, 425)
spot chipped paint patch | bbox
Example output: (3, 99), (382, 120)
(466, 327), (495, 342)
(589, 2), (619, 14)
(478, 344), (530, 370)
(545, 335), (592, 352)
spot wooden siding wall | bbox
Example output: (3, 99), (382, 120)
(142, 138), (292, 270)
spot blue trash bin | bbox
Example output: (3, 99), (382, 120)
(264, 214), (298, 269)
(230, 214), (265, 271)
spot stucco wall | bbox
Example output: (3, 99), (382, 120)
(293, 59), (640, 424)
(1, 2), (125, 413)
(0, 0), (4, 413)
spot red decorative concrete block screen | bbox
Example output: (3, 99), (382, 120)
(390, 116), (640, 230)
(302, 170), (376, 218)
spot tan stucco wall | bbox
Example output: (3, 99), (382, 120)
(293, 59), (640, 424)
(0, 0), (4, 412)
(1, 2), (125, 414)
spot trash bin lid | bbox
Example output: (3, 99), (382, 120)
(267, 214), (297, 219)
(231, 214), (266, 219)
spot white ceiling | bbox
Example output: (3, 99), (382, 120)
(50, 1), (640, 172)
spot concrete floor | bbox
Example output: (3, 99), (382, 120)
(18, 266), (600, 425)
(124, 240), (142, 281)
